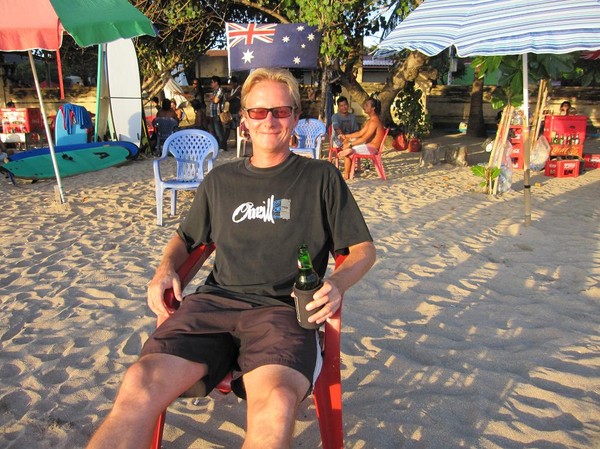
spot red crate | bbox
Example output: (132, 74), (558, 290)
(583, 153), (600, 169)
(545, 159), (580, 178)
(543, 115), (587, 144)
(549, 144), (583, 157)
(510, 154), (524, 169)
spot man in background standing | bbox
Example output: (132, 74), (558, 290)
(191, 78), (206, 128)
(208, 76), (227, 151)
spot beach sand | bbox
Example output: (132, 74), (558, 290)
(1, 131), (599, 448)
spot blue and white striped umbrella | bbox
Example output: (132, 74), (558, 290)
(375, 0), (600, 225)
(376, 0), (600, 58)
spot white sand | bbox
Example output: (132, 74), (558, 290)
(1, 133), (599, 448)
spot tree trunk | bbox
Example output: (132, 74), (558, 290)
(467, 66), (487, 137)
(337, 51), (431, 127)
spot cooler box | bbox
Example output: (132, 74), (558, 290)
(543, 115), (587, 143)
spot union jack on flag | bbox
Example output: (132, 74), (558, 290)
(227, 23), (277, 47)
(226, 23), (322, 72)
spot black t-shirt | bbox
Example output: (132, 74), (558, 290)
(177, 153), (372, 306)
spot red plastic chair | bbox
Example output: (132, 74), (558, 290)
(349, 128), (389, 180)
(328, 124), (342, 168)
(150, 243), (346, 449)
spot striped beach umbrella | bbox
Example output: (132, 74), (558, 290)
(376, 0), (600, 58)
(376, 0), (600, 224)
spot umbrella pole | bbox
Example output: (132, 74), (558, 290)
(28, 51), (66, 204)
(522, 54), (532, 226)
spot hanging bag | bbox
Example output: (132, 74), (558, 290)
(219, 101), (233, 125)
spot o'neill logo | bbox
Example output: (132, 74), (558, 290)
(232, 195), (291, 223)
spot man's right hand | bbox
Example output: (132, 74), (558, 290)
(147, 265), (183, 318)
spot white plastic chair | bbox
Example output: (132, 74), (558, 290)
(153, 129), (218, 226)
(236, 122), (251, 158)
(292, 118), (326, 159)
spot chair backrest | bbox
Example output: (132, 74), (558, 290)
(376, 128), (390, 154)
(162, 129), (218, 182)
(294, 118), (327, 149)
(152, 117), (179, 139)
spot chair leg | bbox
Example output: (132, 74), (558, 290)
(313, 319), (343, 449)
(156, 187), (164, 226)
(374, 156), (387, 180)
(170, 189), (177, 217)
(150, 410), (167, 449)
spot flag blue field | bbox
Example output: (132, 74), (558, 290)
(226, 23), (321, 72)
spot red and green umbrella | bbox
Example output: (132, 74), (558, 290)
(0, 0), (156, 203)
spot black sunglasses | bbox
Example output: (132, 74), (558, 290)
(244, 106), (296, 119)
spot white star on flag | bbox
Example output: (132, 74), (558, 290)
(307, 33), (315, 41)
(293, 57), (301, 64)
(282, 36), (290, 43)
(296, 26), (305, 31)
(242, 50), (254, 63)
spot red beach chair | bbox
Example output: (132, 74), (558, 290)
(150, 243), (346, 449)
(328, 124), (342, 168)
(349, 128), (389, 180)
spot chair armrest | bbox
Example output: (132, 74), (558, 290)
(163, 243), (216, 310)
(152, 157), (169, 182)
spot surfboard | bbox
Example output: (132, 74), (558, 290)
(1, 141), (139, 180)
(95, 43), (114, 142)
(105, 39), (143, 146)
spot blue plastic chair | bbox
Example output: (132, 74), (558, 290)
(151, 116), (179, 156)
(292, 118), (326, 159)
(153, 129), (217, 226)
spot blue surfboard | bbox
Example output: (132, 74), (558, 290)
(1, 141), (139, 180)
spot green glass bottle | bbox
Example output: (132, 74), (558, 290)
(295, 244), (320, 290)
(293, 244), (323, 329)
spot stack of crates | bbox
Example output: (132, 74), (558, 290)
(542, 115), (587, 178)
(508, 125), (524, 169)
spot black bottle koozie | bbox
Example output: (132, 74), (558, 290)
(293, 283), (323, 330)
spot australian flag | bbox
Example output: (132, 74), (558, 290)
(226, 23), (321, 72)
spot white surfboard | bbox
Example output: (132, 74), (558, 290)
(105, 39), (143, 145)
(95, 44), (114, 142)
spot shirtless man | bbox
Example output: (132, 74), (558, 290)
(337, 97), (386, 180)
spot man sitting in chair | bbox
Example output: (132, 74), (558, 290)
(86, 67), (376, 449)
(337, 97), (386, 180)
(331, 95), (359, 148)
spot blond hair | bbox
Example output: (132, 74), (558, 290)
(241, 68), (302, 115)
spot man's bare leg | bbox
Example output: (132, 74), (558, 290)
(337, 149), (354, 180)
(86, 353), (207, 449)
(242, 364), (310, 449)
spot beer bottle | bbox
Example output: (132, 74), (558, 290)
(293, 244), (323, 329)
(295, 244), (320, 290)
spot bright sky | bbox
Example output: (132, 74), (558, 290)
(364, 5), (397, 49)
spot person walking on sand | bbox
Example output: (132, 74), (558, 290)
(337, 97), (385, 180)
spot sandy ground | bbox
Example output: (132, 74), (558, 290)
(1, 130), (599, 448)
